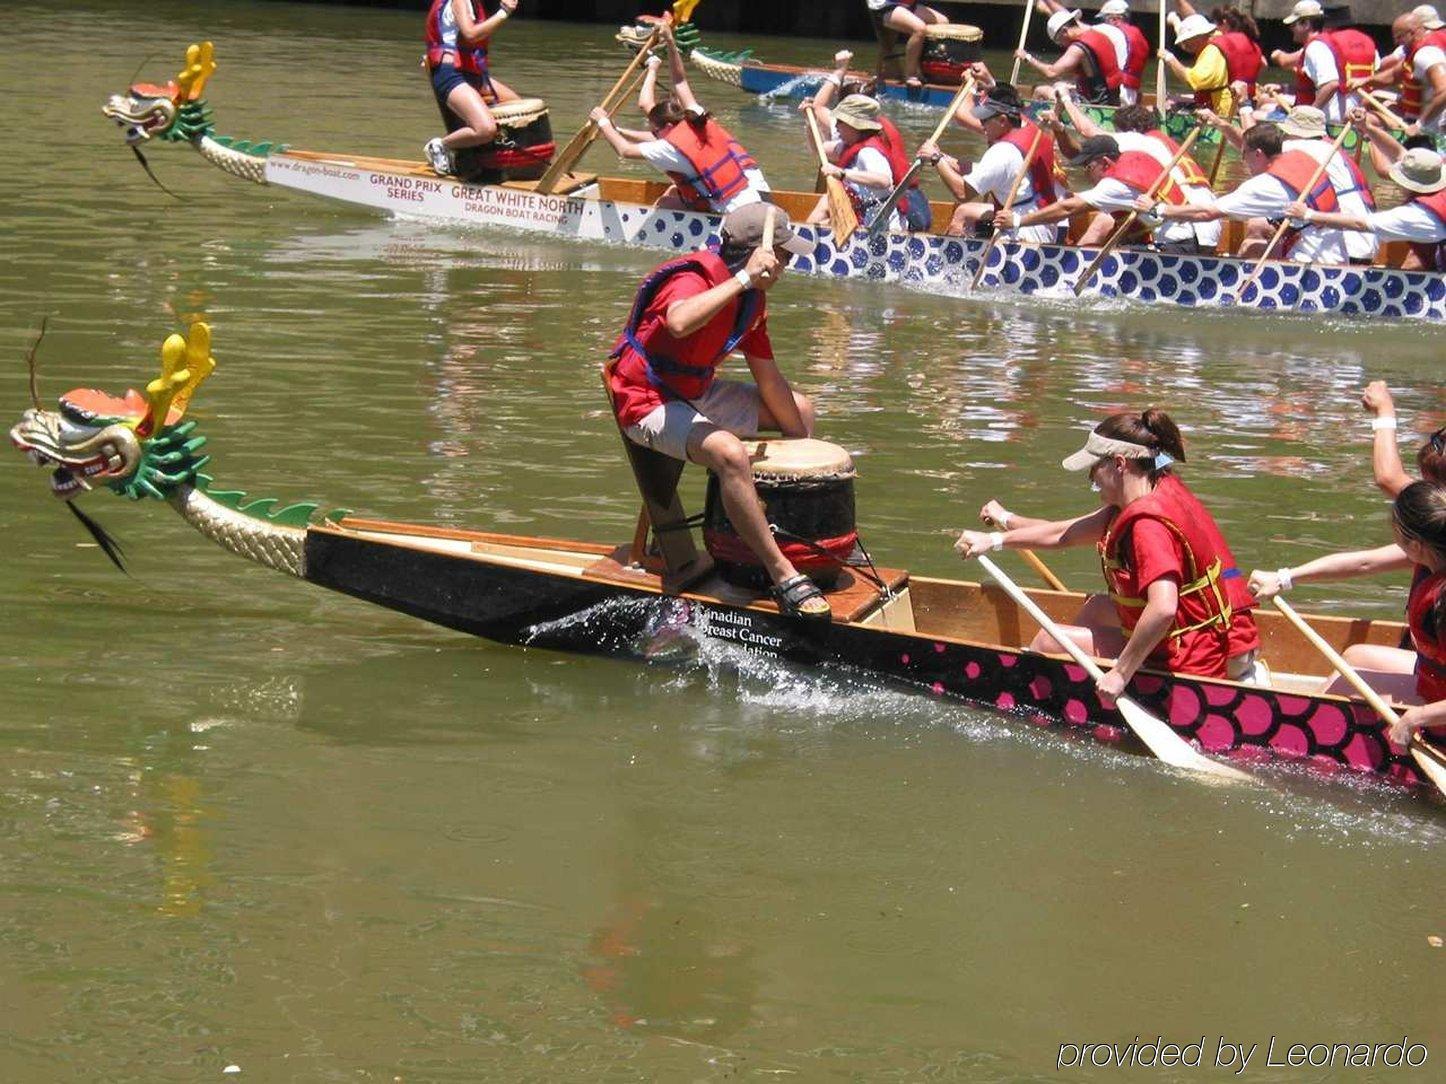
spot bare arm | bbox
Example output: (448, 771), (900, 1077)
(746, 355), (807, 439)
(955, 504), (1113, 558)
(453, 0), (515, 46)
(1362, 381), (1413, 497)
(1019, 44), (1083, 82)
(1418, 63), (1446, 128)
(663, 23), (701, 113)
(810, 50), (853, 113)
(591, 113), (648, 159)
(1057, 90), (1104, 139)
(1247, 543), (1412, 599)
(1018, 194), (1091, 229)
(638, 54), (662, 114)
(663, 248), (781, 338)
(1103, 579), (1178, 690)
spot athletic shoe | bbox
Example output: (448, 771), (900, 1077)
(424, 137), (453, 175)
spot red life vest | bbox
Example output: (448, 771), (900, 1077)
(838, 133), (897, 215)
(998, 122), (1061, 208)
(1407, 566), (1446, 702)
(1293, 29), (1377, 104)
(425, 0), (489, 76)
(1401, 29), (1446, 117)
(877, 116), (919, 190)
(1266, 150), (1340, 213)
(608, 251), (763, 404)
(1116, 21), (1151, 92)
(1409, 187), (1446, 270)
(660, 117), (759, 210)
(1193, 32), (1266, 105)
(1146, 130), (1210, 188)
(1073, 29), (1125, 102)
(1098, 478), (1239, 679)
(1105, 150), (1186, 205)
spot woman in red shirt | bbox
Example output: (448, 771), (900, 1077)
(956, 410), (1261, 702)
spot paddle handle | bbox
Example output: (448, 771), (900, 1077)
(805, 107), (831, 169)
(761, 205), (776, 250)
(1355, 85), (1408, 131)
(1009, 0), (1035, 86)
(970, 123), (1045, 289)
(1155, 0), (1168, 105)
(978, 555), (1105, 681)
(1206, 100), (1238, 188)
(1074, 125), (1205, 295)
(1271, 597), (1399, 722)
(925, 74), (976, 148)
(1235, 122), (1353, 300)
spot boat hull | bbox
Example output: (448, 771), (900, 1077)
(261, 151), (1446, 322)
(301, 522), (1431, 793)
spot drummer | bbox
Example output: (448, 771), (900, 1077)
(423, 0), (524, 176)
(917, 85), (1067, 240)
(591, 20), (771, 213)
(1248, 482), (1446, 746)
(605, 204), (830, 620)
(955, 410), (1264, 697)
(864, 0), (952, 89)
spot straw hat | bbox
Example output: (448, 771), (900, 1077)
(1173, 14), (1216, 45)
(1283, 0), (1325, 26)
(834, 93), (882, 132)
(1280, 105), (1328, 139)
(1389, 148), (1446, 194)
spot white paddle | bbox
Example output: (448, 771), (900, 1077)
(977, 554), (1251, 779)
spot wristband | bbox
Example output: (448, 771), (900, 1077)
(497, 7), (510, 18)
(1371, 416), (1398, 431)
(1276, 567), (1294, 593)
(732, 269), (753, 290)
(990, 532), (1005, 552)
(995, 510), (1012, 529)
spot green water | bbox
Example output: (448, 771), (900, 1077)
(1, 2), (1442, 1080)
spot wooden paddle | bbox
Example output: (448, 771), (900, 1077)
(970, 123), (1044, 290)
(1073, 125), (1204, 296)
(1206, 99), (1237, 187)
(806, 108), (859, 246)
(1233, 121), (1353, 302)
(984, 515), (1069, 592)
(1350, 83), (1409, 131)
(866, 74), (977, 234)
(1270, 597), (1446, 798)
(976, 554), (1251, 779)
(1154, 0), (1168, 107)
(1008, 0), (1036, 86)
(535, 24), (663, 193)
(761, 203), (776, 250)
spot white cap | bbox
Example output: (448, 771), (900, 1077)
(1282, 0), (1325, 26)
(1417, 5), (1446, 30)
(1046, 9), (1083, 41)
(1097, 0), (1130, 18)
(1173, 13), (1217, 44)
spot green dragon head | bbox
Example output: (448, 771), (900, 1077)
(102, 41), (217, 145)
(10, 323), (215, 501)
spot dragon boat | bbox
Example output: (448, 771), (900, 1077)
(102, 44), (1446, 321)
(11, 323), (1445, 797)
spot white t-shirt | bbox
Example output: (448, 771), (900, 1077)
(1077, 177), (1198, 245)
(1368, 202), (1446, 243)
(823, 138), (903, 232)
(636, 139), (770, 213)
(1283, 137), (1378, 260)
(1110, 132), (1221, 247)
(1413, 46), (1446, 131)
(962, 139), (1063, 245)
(1214, 172), (1349, 263)
(1301, 39), (1352, 122)
(1098, 23), (1130, 71)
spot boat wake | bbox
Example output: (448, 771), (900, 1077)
(758, 72), (825, 103)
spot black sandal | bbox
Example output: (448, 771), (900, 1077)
(771, 574), (832, 622)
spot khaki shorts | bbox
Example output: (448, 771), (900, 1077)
(623, 379), (762, 462)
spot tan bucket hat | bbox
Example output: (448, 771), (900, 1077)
(833, 93), (883, 133)
(1280, 105), (1328, 139)
(1389, 148), (1446, 194)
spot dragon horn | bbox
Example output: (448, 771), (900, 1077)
(137, 322), (214, 438)
(177, 41), (216, 102)
(170, 321), (215, 415)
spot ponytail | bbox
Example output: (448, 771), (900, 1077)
(1094, 408), (1188, 479)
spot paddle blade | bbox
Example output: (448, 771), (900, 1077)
(1116, 696), (1250, 781)
(825, 178), (858, 246)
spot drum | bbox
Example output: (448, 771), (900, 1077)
(445, 97), (556, 183)
(703, 439), (859, 590)
(921, 24), (984, 86)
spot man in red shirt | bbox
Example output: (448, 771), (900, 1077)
(606, 204), (830, 618)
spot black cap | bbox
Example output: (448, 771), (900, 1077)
(971, 94), (1023, 122)
(1067, 135), (1121, 167)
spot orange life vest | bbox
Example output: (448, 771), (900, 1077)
(1117, 21), (1150, 91)
(1265, 150), (1340, 213)
(1073, 28), (1125, 103)
(998, 122), (1062, 208)
(1407, 566), (1446, 703)
(1293, 28), (1377, 105)
(660, 116), (759, 210)
(1146, 130), (1210, 188)
(1105, 150), (1186, 205)
(1409, 187), (1446, 270)
(1099, 479), (1237, 679)
(1401, 29), (1446, 118)
(425, 0), (489, 75)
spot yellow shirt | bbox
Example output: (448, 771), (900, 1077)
(1186, 39), (1237, 114)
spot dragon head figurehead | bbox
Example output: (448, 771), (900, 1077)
(10, 322), (216, 501)
(103, 41), (217, 145)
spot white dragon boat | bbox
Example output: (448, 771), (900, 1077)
(103, 43), (1446, 322)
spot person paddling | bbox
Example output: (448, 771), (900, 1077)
(956, 410), (1264, 697)
(605, 204), (830, 620)
(591, 20), (771, 214)
(1017, 9), (1126, 105)
(1249, 482), (1446, 746)
(807, 94), (905, 233)
(423, 0), (524, 176)
(1268, 0), (1379, 123)
(1036, 0), (1148, 105)
(1159, 5), (1265, 116)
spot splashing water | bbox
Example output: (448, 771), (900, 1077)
(759, 72), (825, 103)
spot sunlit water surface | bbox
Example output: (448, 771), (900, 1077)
(1, 2), (1442, 1080)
